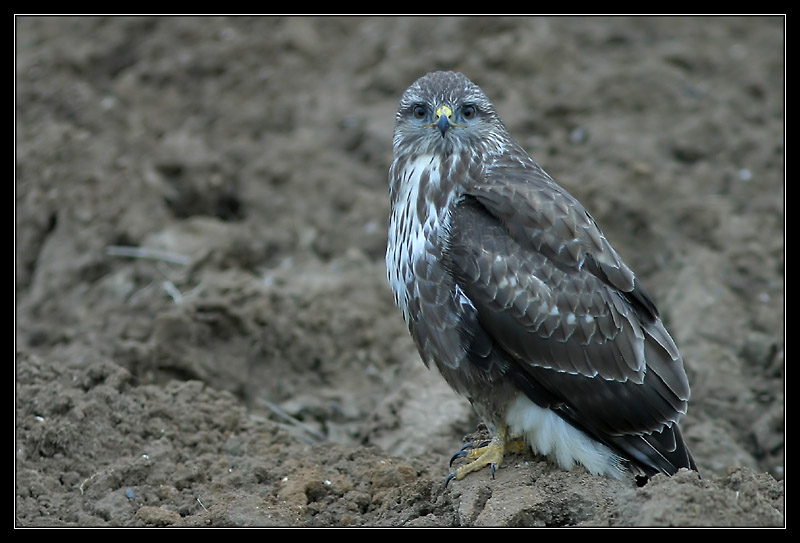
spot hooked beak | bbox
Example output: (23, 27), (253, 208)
(435, 105), (452, 137)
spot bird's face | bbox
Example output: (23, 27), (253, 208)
(392, 71), (506, 158)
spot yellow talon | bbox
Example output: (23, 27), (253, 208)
(447, 423), (527, 482)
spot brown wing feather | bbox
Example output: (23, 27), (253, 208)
(443, 153), (693, 472)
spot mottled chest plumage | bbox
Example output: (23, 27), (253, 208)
(387, 154), (451, 318)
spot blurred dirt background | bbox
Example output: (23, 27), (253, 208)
(15, 16), (784, 527)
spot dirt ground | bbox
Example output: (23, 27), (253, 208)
(15, 16), (784, 527)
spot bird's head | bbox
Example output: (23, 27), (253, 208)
(392, 71), (507, 157)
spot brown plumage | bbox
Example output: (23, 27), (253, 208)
(386, 71), (696, 482)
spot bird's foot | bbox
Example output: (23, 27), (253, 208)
(445, 424), (527, 484)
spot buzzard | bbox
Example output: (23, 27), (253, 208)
(386, 71), (697, 483)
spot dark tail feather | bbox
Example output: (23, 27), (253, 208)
(608, 422), (697, 480)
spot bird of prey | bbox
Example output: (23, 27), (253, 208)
(386, 71), (697, 484)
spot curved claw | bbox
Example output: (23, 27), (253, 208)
(449, 451), (465, 467)
(449, 440), (491, 466)
(443, 423), (516, 485)
(444, 460), (499, 487)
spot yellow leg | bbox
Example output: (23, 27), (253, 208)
(446, 423), (527, 483)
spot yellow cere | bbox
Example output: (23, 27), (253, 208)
(435, 105), (453, 119)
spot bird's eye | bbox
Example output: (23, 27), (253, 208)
(461, 105), (476, 119)
(412, 105), (426, 119)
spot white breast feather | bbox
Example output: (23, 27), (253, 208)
(387, 154), (450, 322)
